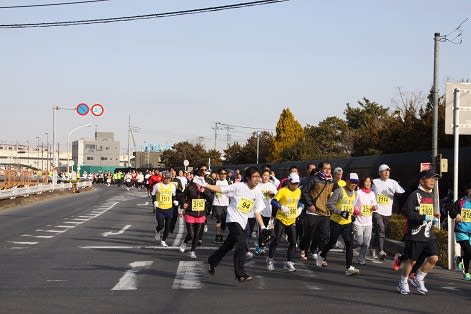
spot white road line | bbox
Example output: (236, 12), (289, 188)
(8, 241), (39, 245)
(55, 225), (75, 228)
(442, 286), (461, 291)
(36, 229), (66, 233)
(80, 245), (218, 250)
(78, 215), (97, 218)
(21, 234), (54, 239)
(137, 202), (149, 206)
(67, 218), (90, 221)
(172, 261), (203, 289)
(102, 225), (132, 237)
(62, 221), (83, 225)
(171, 218), (185, 247)
(111, 261), (154, 291)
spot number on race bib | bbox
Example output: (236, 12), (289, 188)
(361, 205), (372, 216)
(237, 197), (255, 214)
(287, 205), (297, 219)
(341, 204), (354, 214)
(192, 199), (206, 212)
(419, 204), (434, 217)
(461, 208), (471, 222)
(377, 194), (389, 205)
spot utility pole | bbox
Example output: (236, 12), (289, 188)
(213, 122), (221, 151)
(432, 32), (440, 170)
(256, 131), (260, 164)
(127, 115), (131, 167)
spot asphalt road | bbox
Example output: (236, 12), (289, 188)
(0, 185), (470, 314)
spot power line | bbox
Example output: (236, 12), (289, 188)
(0, 0), (110, 9)
(0, 0), (289, 29)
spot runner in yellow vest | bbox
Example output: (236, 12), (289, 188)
(152, 172), (177, 247)
(266, 173), (302, 272)
(317, 173), (360, 276)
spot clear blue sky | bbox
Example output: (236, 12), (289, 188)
(2, 0), (470, 153)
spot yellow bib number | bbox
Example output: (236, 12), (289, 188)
(215, 192), (223, 199)
(287, 204), (298, 219)
(461, 208), (471, 222)
(341, 204), (354, 214)
(192, 199), (206, 212)
(237, 197), (255, 214)
(377, 194), (389, 205)
(419, 204), (434, 216)
(159, 193), (172, 206)
(361, 205), (372, 216)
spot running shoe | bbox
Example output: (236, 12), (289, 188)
(160, 240), (168, 247)
(188, 251), (197, 259)
(236, 275), (253, 282)
(179, 241), (186, 253)
(464, 272), (471, 281)
(397, 281), (410, 295)
(255, 246), (265, 256)
(316, 255), (325, 268)
(245, 252), (254, 260)
(370, 249), (378, 259)
(204, 225), (208, 233)
(392, 253), (402, 271)
(154, 231), (161, 241)
(198, 240), (203, 246)
(345, 266), (360, 276)
(311, 252), (318, 261)
(379, 250), (387, 260)
(266, 257), (275, 271)
(358, 258), (366, 265)
(411, 277), (428, 294)
(284, 261), (296, 272)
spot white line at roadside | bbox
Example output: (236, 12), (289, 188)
(111, 261), (154, 290)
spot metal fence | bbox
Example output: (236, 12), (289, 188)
(0, 181), (93, 200)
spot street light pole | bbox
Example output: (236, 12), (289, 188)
(67, 124), (94, 175)
(36, 136), (40, 169)
(45, 132), (49, 172)
(256, 131), (260, 164)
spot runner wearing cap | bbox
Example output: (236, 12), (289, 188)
(193, 167), (269, 282)
(317, 173), (360, 276)
(152, 171), (178, 247)
(370, 164), (405, 260)
(333, 167), (346, 189)
(266, 173), (303, 272)
(397, 169), (440, 295)
(212, 168), (231, 244)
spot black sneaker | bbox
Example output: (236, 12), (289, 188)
(208, 263), (215, 275)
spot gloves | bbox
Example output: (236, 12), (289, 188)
(424, 215), (433, 222)
(280, 206), (290, 215)
(296, 207), (303, 217)
(260, 227), (273, 242)
(154, 201), (158, 208)
(340, 211), (350, 219)
(193, 176), (207, 187)
(173, 200), (179, 206)
(353, 206), (360, 216)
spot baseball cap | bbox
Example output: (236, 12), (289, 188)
(378, 164), (391, 172)
(162, 171), (171, 179)
(420, 169), (439, 180)
(288, 173), (300, 184)
(333, 167), (343, 174)
(348, 173), (359, 183)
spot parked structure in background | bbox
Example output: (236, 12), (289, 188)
(72, 132), (121, 173)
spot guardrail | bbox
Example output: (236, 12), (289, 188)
(0, 181), (93, 200)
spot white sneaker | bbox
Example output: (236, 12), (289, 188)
(266, 258), (275, 271)
(411, 277), (428, 294)
(397, 280), (410, 295)
(370, 249), (378, 259)
(160, 240), (168, 247)
(245, 252), (254, 260)
(312, 252), (318, 260)
(204, 225), (208, 233)
(179, 241), (186, 253)
(316, 255), (325, 267)
(154, 231), (161, 241)
(188, 251), (196, 259)
(379, 250), (387, 260)
(345, 266), (360, 276)
(284, 261), (296, 272)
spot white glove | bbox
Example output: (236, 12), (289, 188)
(154, 201), (158, 208)
(173, 200), (179, 206)
(281, 206), (290, 215)
(193, 176), (207, 187)
(296, 207), (303, 217)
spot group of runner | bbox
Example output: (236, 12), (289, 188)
(146, 161), (470, 293)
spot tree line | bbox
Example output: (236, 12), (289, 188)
(161, 89), (471, 168)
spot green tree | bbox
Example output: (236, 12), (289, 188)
(223, 142), (244, 164)
(304, 116), (351, 159)
(272, 108), (304, 161)
(207, 149), (223, 167)
(160, 141), (208, 169)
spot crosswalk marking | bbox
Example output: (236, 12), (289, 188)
(172, 261), (204, 289)
(111, 261), (154, 291)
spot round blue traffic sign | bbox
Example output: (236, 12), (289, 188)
(76, 103), (89, 116)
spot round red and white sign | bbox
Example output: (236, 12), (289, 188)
(91, 104), (104, 117)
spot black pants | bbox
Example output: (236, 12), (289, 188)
(268, 219), (297, 261)
(156, 208), (174, 241)
(245, 217), (256, 251)
(320, 221), (353, 268)
(300, 215), (330, 253)
(208, 222), (248, 278)
(184, 222), (204, 251)
(458, 240), (471, 273)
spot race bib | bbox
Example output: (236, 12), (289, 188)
(262, 190), (271, 200)
(286, 204), (298, 219)
(361, 205), (372, 216)
(419, 203), (434, 217)
(377, 194), (389, 205)
(341, 204), (354, 214)
(192, 199), (206, 212)
(461, 208), (471, 223)
(237, 197), (255, 214)
(215, 192), (223, 199)
(159, 193), (172, 205)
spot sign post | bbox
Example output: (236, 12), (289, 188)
(183, 159), (189, 172)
